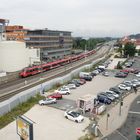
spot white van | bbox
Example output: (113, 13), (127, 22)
(98, 65), (105, 69)
(79, 72), (91, 78)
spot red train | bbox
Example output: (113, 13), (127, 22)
(20, 50), (96, 78)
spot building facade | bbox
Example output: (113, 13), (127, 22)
(25, 29), (73, 60)
(5, 25), (27, 41)
(0, 19), (9, 41)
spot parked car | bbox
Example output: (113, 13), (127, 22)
(73, 79), (85, 85)
(97, 94), (112, 104)
(133, 69), (140, 74)
(96, 68), (102, 73)
(81, 75), (92, 81)
(91, 70), (100, 76)
(131, 79), (140, 87)
(123, 81), (136, 87)
(115, 72), (127, 78)
(109, 87), (123, 94)
(99, 92), (115, 101)
(136, 72), (140, 78)
(106, 91), (119, 99)
(64, 111), (84, 123)
(47, 93), (62, 99)
(63, 84), (76, 89)
(125, 62), (132, 67)
(68, 80), (80, 87)
(39, 98), (56, 105)
(55, 87), (70, 95)
(118, 84), (131, 91)
(79, 78), (86, 84)
(102, 71), (109, 76)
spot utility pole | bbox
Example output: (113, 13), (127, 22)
(40, 49), (44, 94)
(106, 113), (110, 130)
(119, 94), (123, 116)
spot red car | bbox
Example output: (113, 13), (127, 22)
(120, 68), (135, 73)
(47, 93), (62, 100)
(80, 78), (86, 84)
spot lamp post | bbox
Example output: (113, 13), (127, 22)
(106, 113), (110, 130)
(119, 94), (123, 116)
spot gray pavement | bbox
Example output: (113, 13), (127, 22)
(102, 94), (140, 140)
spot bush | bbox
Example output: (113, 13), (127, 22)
(116, 61), (123, 69)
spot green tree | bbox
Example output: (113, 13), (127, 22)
(123, 42), (136, 57)
(117, 46), (123, 56)
(116, 61), (122, 69)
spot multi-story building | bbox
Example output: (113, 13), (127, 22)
(5, 25), (27, 41)
(0, 18), (9, 41)
(25, 29), (73, 60)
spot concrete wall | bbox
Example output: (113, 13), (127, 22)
(0, 57), (105, 116)
(0, 41), (40, 72)
(0, 41), (29, 72)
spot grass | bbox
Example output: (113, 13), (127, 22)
(0, 94), (44, 129)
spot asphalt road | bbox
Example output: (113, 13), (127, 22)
(100, 57), (140, 140)
(102, 95), (140, 140)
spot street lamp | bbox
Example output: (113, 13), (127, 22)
(119, 94), (123, 116)
(106, 113), (110, 130)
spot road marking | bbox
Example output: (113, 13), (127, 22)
(115, 130), (129, 140)
(128, 111), (140, 115)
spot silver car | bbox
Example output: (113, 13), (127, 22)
(39, 98), (56, 105)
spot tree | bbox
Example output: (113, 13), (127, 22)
(116, 61), (122, 69)
(117, 46), (123, 56)
(123, 42), (136, 57)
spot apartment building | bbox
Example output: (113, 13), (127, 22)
(25, 29), (73, 60)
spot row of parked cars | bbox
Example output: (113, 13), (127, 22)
(115, 67), (140, 78)
(38, 78), (89, 105)
(97, 79), (140, 105)
(39, 65), (107, 106)
(124, 59), (135, 68)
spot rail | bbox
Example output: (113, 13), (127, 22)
(0, 46), (111, 102)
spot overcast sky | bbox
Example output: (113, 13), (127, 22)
(0, 0), (140, 37)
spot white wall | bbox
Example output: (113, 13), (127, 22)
(0, 41), (29, 72)
(28, 48), (40, 65)
(0, 41), (40, 72)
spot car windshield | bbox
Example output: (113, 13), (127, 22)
(71, 112), (80, 117)
(46, 98), (52, 101)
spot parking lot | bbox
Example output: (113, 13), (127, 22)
(48, 75), (123, 112)
(0, 74), (124, 140)
(0, 57), (140, 140)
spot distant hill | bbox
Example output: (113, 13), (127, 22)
(129, 34), (140, 39)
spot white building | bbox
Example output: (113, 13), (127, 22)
(0, 41), (40, 72)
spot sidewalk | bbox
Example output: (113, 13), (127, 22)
(96, 91), (140, 139)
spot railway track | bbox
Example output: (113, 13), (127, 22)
(0, 45), (111, 102)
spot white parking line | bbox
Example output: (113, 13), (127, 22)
(128, 111), (140, 115)
(115, 130), (129, 140)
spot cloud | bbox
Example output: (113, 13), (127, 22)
(0, 0), (140, 37)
